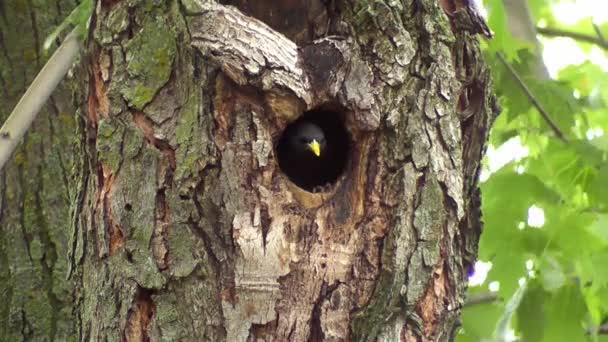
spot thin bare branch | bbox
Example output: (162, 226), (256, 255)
(464, 292), (499, 307)
(0, 27), (80, 170)
(496, 52), (568, 143)
(536, 26), (608, 50)
(586, 322), (608, 335)
(592, 22), (606, 46)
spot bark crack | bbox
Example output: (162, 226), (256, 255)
(124, 287), (156, 342)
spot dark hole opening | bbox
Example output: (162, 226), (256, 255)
(276, 109), (350, 192)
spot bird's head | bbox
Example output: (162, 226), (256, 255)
(291, 122), (326, 158)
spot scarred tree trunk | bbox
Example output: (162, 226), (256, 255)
(75, 0), (495, 340)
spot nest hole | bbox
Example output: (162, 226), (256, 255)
(276, 109), (350, 192)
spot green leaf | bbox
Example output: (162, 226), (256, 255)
(586, 163), (608, 208)
(525, 79), (580, 134)
(516, 280), (547, 342)
(559, 62), (608, 100)
(526, 139), (601, 203)
(43, 0), (92, 51)
(538, 254), (566, 292)
(489, 50), (540, 123)
(587, 215), (608, 243)
(544, 282), (588, 341)
(480, 169), (557, 297)
(544, 208), (603, 257)
(484, 0), (532, 60)
(590, 135), (608, 154)
(459, 288), (505, 341)
(527, 0), (554, 24)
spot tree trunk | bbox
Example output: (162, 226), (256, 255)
(0, 0), (79, 340)
(74, 0), (496, 341)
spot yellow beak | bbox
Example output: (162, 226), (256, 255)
(307, 139), (321, 157)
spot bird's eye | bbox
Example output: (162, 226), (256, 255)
(299, 138), (309, 144)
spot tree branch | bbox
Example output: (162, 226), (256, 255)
(0, 28), (80, 171)
(464, 291), (499, 307)
(586, 322), (608, 335)
(592, 22), (607, 46)
(536, 26), (608, 50)
(496, 52), (568, 143)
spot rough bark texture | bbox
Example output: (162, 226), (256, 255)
(0, 0), (79, 340)
(74, 0), (493, 341)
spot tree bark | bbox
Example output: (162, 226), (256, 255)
(72, 0), (496, 341)
(0, 0), (79, 340)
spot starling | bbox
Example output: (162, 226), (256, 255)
(277, 120), (334, 191)
(276, 110), (350, 192)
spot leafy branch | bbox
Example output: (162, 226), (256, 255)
(496, 52), (568, 143)
(44, 0), (92, 51)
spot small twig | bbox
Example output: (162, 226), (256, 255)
(536, 26), (608, 50)
(496, 52), (568, 143)
(592, 22), (606, 46)
(586, 322), (608, 335)
(464, 291), (499, 307)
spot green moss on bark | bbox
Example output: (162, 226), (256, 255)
(121, 16), (176, 109)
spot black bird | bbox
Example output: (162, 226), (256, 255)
(276, 120), (335, 191)
(277, 111), (350, 192)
